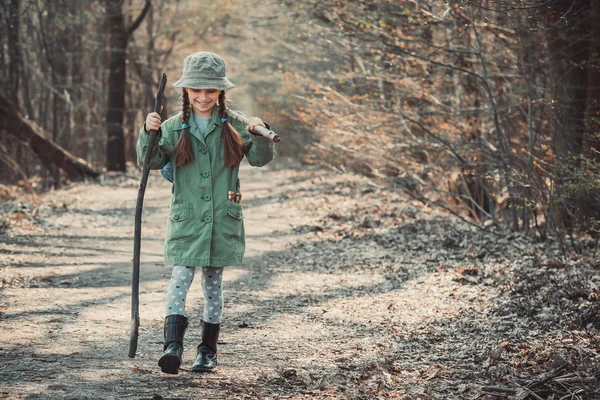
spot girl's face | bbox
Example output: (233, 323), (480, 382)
(187, 88), (221, 117)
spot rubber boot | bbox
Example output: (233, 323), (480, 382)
(158, 315), (188, 374)
(191, 320), (220, 372)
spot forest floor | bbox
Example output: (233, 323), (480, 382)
(1, 158), (600, 400)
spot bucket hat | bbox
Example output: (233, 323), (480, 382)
(173, 52), (235, 90)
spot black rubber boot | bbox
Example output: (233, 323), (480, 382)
(191, 321), (220, 372)
(158, 315), (188, 374)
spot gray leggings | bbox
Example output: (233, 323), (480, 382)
(165, 265), (224, 324)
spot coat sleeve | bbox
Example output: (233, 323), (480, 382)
(136, 121), (173, 170)
(236, 121), (275, 167)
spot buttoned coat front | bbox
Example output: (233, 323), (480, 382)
(136, 106), (275, 267)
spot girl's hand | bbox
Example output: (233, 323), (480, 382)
(246, 117), (265, 134)
(145, 112), (162, 132)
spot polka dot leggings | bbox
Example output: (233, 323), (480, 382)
(165, 266), (224, 324)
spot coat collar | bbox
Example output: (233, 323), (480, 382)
(186, 106), (222, 143)
(205, 105), (224, 127)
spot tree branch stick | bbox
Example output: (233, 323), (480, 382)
(129, 72), (167, 359)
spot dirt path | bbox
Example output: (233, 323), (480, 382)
(1, 160), (599, 399)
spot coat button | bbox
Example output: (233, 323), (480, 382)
(200, 147), (207, 154)
(236, 212), (241, 218)
(204, 194), (211, 201)
(205, 216), (212, 223)
(173, 214), (179, 220)
(202, 171), (209, 178)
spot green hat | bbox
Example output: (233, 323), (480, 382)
(173, 52), (235, 90)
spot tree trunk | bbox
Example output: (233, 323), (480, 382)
(583, 0), (600, 155)
(547, 0), (592, 157)
(7, 0), (20, 104)
(71, 1), (85, 159)
(545, 0), (594, 230)
(104, 0), (151, 172)
(1, 0), (21, 182)
(104, 0), (128, 172)
(0, 94), (100, 180)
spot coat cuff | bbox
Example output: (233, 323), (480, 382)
(143, 122), (162, 138)
(249, 121), (273, 144)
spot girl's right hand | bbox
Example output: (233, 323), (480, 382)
(145, 112), (162, 132)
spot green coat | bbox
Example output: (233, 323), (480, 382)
(136, 106), (275, 267)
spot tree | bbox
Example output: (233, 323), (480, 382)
(104, 0), (151, 171)
(0, 94), (100, 180)
(239, 0), (599, 243)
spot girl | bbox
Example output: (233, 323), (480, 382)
(136, 51), (275, 374)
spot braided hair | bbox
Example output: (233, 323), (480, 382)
(169, 88), (194, 166)
(218, 91), (245, 167)
(169, 89), (245, 167)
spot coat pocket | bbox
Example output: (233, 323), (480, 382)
(221, 201), (243, 239)
(167, 204), (195, 241)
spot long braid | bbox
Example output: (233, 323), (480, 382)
(219, 91), (245, 167)
(169, 88), (194, 166)
(218, 91), (227, 120)
(182, 88), (191, 127)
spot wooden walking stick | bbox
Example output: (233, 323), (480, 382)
(129, 73), (167, 358)
(226, 108), (281, 142)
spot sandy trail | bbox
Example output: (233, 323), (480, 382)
(1, 160), (598, 400)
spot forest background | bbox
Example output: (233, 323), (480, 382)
(0, 0), (600, 251)
(1, 0), (600, 398)
(1, 0), (599, 251)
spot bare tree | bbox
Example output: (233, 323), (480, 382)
(103, 0), (151, 172)
(243, 0), (599, 243)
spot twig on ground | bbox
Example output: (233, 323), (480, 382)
(527, 363), (568, 389)
(481, 386), (517, 395)
(553, 376), (596, 384)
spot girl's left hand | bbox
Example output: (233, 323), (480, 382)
(246, 117), (265, 134)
